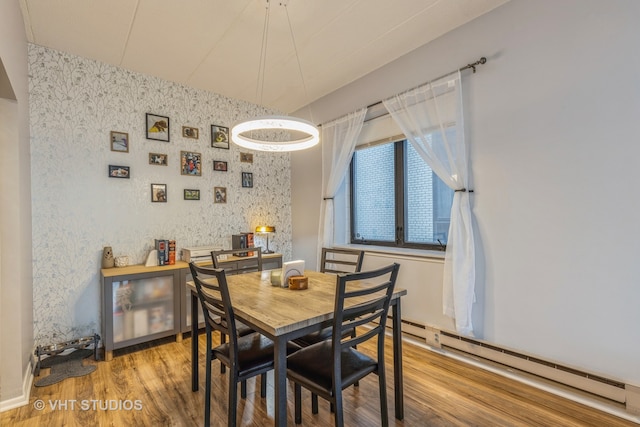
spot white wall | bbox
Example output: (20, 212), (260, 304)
(0, 0), (33, 407)
(291, 0), (640, 386)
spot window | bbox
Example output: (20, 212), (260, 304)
(350, 139), (454, 250)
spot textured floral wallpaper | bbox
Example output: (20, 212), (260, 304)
(28, 44), (292, 344)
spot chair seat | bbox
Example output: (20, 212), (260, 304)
(287, 340), (377, 394)
(293, 326), (355, 347)
(235, 321), (254, 337)
(214, 333), (301, 376)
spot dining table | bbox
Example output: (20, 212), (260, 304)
(188, 269), (407, 427)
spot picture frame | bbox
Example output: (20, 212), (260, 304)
(182, 126), (199, 139)
(180, 151), (202, 176)
(148, 152), (168, 166)
(184, 189), (200, 200)
(240, 152), (253, 163)
(146, 113), (170, 142)
(108, 165), (130, 178)
(151, 184), (167, 202)
(213, 160), (228, 172)
(214, 186), (227, 204)
(242, 172), (253, 188)
(110, 131), (129, 153)
(211, 125), (229, 149)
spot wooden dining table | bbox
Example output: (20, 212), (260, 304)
(188, 269), (407, 427)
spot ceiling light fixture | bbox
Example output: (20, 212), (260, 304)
(231, 0), (319, 152)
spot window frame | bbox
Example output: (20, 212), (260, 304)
(350, 139), (448, 251)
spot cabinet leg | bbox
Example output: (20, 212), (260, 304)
(176, 333), (183, 343)
(105, 350), (113, 361)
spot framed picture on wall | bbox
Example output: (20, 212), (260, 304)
(149, 152), (168, 166)
(213, 160), (228, 171)
(211, 125), (229, 149)
(242, 172), (253, 188)
(146, 113), (170, 142)
(182, 126), (199, 139)
(108, 165), (130, 178)
(240, 152), (253, 163)
(214, 187), (227, 203)
(184, 189), (200, 200)
(110, 131), (129, 152)
(151, 184), (167, 202)
(180, 151), (202, 176)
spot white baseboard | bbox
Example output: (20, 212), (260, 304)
(0, 359), (34, 412)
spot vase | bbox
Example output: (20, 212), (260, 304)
(102, 246), (115, 269)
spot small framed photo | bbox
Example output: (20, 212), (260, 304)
(149, 152), (168, 166)
(240, 152), (253, 163)
(213, 160), (228, 172)
(151, 184), (167, 202)
(242, 172), (253, 188)
(108, 165), (130, 178)
(214, 187), (227, 204)
(211, 125), (229, 149)
(110, 131), (129, 153)
(184, 189), (200, 200)
(182, 126), (199, 139)
(146, 113), (170, 142)
(180, 151), (202, 176)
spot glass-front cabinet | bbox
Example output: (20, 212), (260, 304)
(102, 264), (183, 360)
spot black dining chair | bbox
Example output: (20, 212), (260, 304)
(211, 247), (263, 275)
(211, 247), (262, 373)
(286, 263), (400, 426)
(320, 247), (364, 275)
(293, 247), (365, 347)
(189, 262), (300, 427)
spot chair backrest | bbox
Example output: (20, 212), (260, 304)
(320, 247), (364, 274)
(332, 263), (400, 356)
(189, 262), (240, 349)
(211, 247), (263, 274)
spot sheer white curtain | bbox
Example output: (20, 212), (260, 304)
(317, 108), (367, 255)
(383, 71), (476, 336)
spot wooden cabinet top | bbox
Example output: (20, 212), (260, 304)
(101, 253), (282, 278)
(101, 261), (189, 278)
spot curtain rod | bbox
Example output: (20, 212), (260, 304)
(319, 56), (486, 127)
(365, 56), (487, 111)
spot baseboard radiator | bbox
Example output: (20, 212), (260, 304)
(395, 318), (639, 415)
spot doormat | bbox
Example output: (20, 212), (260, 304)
(34, 349), (96, 387)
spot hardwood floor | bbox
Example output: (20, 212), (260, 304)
(1, 331), (636, 426)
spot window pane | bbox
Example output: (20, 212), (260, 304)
(405, 141), (453, 244)
(352, 143), (395, 242)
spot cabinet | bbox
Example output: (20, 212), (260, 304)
(178, 253), (282, 333)
(101, 262), (185, 360)
(101, 255), (283, 357)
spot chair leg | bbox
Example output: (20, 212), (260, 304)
(220, 333), (227, 374)
(241, 380), (247, 398)
(352, 329), (359, 388)
(204, 349), (212, 427)
(378, 367), (389, 427)
(333, 395), (344, 427)
(204, 333), (213, 427)
(260, 373), (267, 397)
(294, 383), (302, 424)
(228, 373), (238, 427)
(311, 393), (318, 414)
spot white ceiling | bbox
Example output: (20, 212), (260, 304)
(19, 0), (508, 114)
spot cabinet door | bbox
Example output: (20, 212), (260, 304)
(104, 272), (179, 350)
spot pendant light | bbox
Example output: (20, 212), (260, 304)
(231, 0), (319, 152)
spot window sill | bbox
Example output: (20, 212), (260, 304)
(334, 244), (446, 261)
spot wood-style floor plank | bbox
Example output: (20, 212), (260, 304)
(1, 332), (635, 426)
